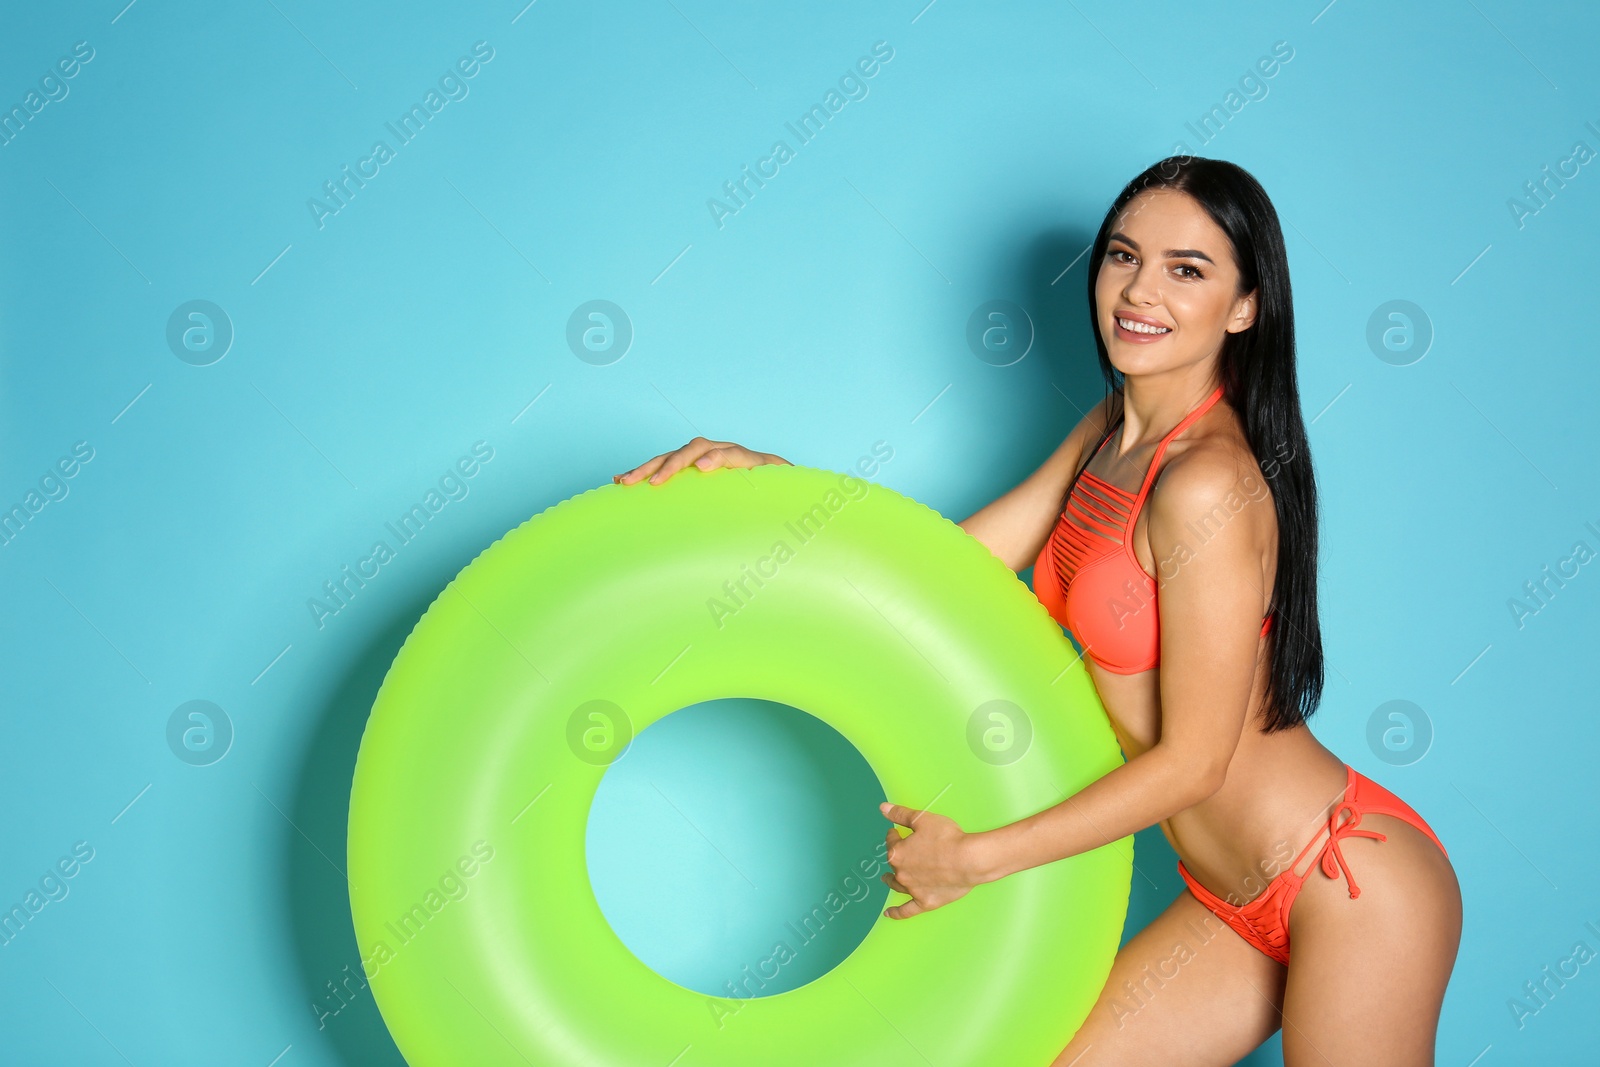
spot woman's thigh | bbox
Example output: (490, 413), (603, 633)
(1281, 814), (1463, 1067)
(1052, 887), (1287, 1067)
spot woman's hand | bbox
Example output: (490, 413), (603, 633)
(613, 437), (791, 486)
(878, 801), (990, 919)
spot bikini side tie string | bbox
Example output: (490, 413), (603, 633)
(1318, 802), (1389, 899)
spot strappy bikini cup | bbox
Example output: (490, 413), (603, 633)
(1032, 384), (1273, 673)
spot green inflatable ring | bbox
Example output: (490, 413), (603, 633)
(348, 463), (1131, 1065)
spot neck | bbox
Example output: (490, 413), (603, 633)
(1115, 371), (1221, 455)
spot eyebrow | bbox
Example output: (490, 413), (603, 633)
(1107, 232), (1216, 265)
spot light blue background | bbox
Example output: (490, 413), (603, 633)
(2, 1), (1597, 1064)
(585, 698), (890, 1000)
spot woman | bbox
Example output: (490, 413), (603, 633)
(614, 156), (1462, 1066)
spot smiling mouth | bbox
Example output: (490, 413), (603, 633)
(1115, 316), (1171, 335)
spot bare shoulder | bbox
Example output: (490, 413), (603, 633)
(1147, 430), (1277, 545)
(1145, 437), (1279, 627)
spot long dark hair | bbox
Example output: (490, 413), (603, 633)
(1060, 155), (1322, 733)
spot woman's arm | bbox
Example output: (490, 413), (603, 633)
(956, 393), (1118, 572)
(965, 448), (1274, 882)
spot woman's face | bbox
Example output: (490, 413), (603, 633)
(1094, 187), (1257, 376)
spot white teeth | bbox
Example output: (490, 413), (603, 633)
(1118, 317), (1171, 334)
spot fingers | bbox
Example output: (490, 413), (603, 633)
(885, 896), (928, 920)
(646, 437), (722, 485)
(614, 440), (702, 485)
(881, 873), (953, 920)
(613, 438), (768, 486)
(612, 455), (663, 485)
(880, 838), (938, 920)
(881, 868), (920, 919)
(879, 802), (923, 829)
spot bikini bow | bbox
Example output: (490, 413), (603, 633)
(1318, 802), (1389, 899)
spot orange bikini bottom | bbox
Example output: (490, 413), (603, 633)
(1176, 764), (1449, 966)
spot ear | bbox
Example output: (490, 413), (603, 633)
(1227, 288), (1259, 334)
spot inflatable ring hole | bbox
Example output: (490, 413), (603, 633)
(585, 696), (890, 998)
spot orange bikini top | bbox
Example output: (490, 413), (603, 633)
(1032, 384), (1273, 674)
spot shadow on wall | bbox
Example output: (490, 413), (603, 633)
(991, 225), (1102, 593)
(279, 608), (425, 1066)
(1021, 224), (1103, 415)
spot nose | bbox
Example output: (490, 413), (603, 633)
(1121, 262), (1162, 307)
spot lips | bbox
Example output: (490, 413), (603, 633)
(1114, 313), (1171, 334)
(1112, 313), (1172, 343)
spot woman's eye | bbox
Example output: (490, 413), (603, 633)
(1175, 264), (1204, 279)
(1109, 249), (1133, 263)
